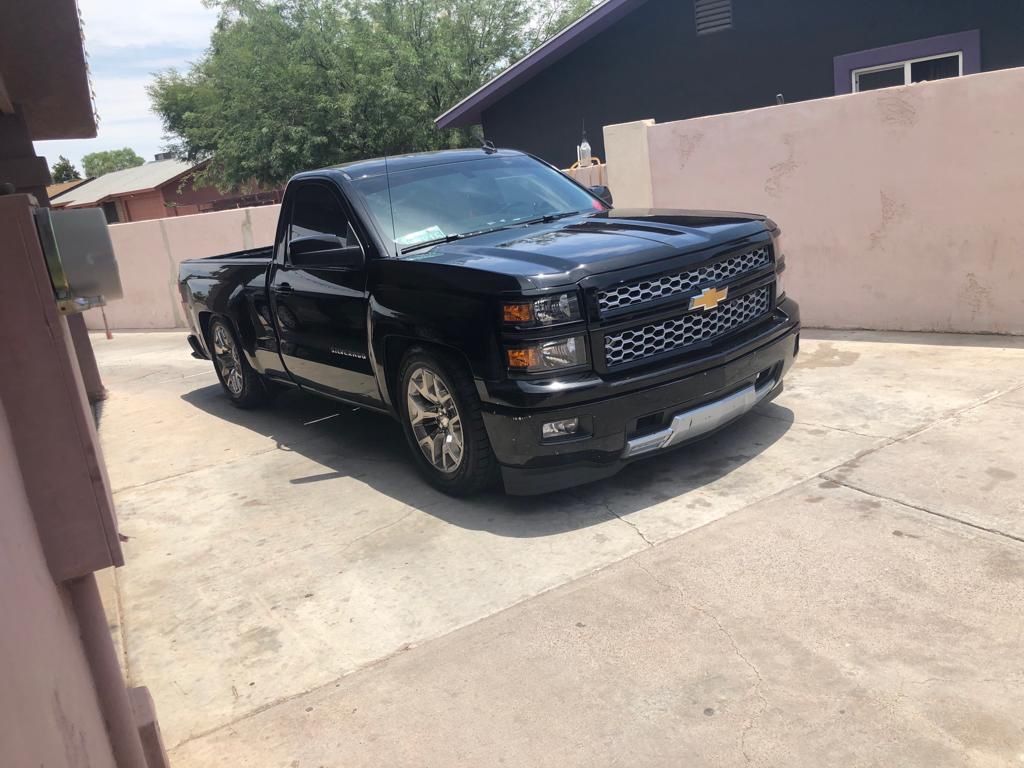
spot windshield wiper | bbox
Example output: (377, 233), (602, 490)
(399, 211), (588, 255)
(516, 210), (587, 227)
(400, 232), (468, 254)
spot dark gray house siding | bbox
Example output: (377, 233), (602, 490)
(460, 0), (1024, 167)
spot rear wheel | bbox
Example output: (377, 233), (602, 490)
(398, 347), (499, 496)
(208, 317), (271, 408)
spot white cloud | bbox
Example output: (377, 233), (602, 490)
(78, 0), (218, 51)
(92, 76), (157, 123)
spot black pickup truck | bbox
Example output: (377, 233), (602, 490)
(179, 148), (799, 495)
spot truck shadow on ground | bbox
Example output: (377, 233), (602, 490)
(181, 384), (794, 538)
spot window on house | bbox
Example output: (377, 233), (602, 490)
(101, 201), (120, 224)
(694, 0), (732, 35)
(852, 52), (962, 92)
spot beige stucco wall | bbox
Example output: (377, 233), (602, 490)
(564, 163), (608, 188)
(604, 67), (1024, 334)
(85, 204), (281, 330)
(604, 119), (654, 209)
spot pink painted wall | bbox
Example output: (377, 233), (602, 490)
(0, 194), (157, 768)
(85, 204), (281, 330)
(0, 380), (118, 768)
(604, 67), (1024, 335)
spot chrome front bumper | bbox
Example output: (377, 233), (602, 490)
(622, 376), (779, 458)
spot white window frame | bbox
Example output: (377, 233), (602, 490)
(851, 50), (963, 93)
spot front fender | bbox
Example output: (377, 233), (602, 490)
(368, 292), (502, 412)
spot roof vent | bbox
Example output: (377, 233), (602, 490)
(154, 152), (175, 162)
(694, 0), (733, 35)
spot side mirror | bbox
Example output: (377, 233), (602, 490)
(589, 185), (613, 206)
(289, 235), (363, 269)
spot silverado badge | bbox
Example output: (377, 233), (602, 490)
(690, 286), (729, 311)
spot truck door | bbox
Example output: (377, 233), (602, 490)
(268, 180), (380, 404)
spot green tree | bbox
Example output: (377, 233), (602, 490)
(81, 148), (146, 178)
(51, 155), (82, 183)
(148, 0), (595, 188)
(533, 0), (597, 39)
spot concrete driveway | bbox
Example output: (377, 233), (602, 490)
(92, 330), (1024, 767)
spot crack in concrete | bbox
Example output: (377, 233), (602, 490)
(336, 508), (417, 557)
(111, 441), (404, 497)
(825, 477), (1024, 546)
(110, 443), (287, 495)
(753, 409), (886, 439)
(634, 561), (767, 763)
(804, 375), (1024, 548)
(234, 507), (418, 577)
(809, 377), (1024, 478)
(595, 497), (654, 547)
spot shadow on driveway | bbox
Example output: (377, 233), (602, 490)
(181, 383), (794, 538)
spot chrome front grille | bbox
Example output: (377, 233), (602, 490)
(597, 246), (771, 315)
(604, 286), (771, 367)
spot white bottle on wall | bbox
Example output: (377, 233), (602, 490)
(577, 129), (592, 167)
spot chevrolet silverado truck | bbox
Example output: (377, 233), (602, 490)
(179, 148), (799, 495)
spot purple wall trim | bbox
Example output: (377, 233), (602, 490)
(833, 29), (981, 95)
(435, 0), (648, 129)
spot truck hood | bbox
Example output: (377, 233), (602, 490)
(405, 209), (770, 289)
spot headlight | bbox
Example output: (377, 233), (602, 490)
(776, 263), (788, 298)
(503, 292), (581, 326)
(771, 228), (788, 299)
(506, 335), (588, 373)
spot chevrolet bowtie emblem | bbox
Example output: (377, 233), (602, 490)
(690, 286), (729, 311)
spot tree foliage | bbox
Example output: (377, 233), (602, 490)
(51, 155), (82, 183)
(148, 0), (596, 188)
(81, 148), (146, 178)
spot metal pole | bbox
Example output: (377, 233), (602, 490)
(101, 306), (112, 340)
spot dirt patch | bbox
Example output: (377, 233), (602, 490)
(796, 342), (861, 370)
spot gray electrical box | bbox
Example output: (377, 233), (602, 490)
(34, 206), (123, 313)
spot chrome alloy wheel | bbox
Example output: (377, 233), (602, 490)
(212, 323), (244, 396)
(406, 366), (464, 473)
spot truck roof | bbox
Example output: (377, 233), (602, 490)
(314, 147), (526, 180)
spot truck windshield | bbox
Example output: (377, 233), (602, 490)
(351, 154), (606, 255)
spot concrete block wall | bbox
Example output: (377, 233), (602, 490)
(85, 205), (281, 331)
(603, 67), (1024, 335)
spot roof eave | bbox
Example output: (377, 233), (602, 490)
(0, 0), (97, 139)
(434, 0), (645, 129)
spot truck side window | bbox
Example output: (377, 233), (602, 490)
(288, 183), (363, 268)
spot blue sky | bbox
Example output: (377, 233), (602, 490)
(34, 0), (219, 173)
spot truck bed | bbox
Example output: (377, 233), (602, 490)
(182, 245), (273, 264)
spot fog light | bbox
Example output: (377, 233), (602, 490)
(542, 417), (579, 440)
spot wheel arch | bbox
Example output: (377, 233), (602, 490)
(203, 311), (261, 371)
(197, 311), (214, 350)
(383, 335), (476, 414)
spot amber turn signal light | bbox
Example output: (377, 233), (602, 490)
(506, 347), (539, 369)
(502, 302), (533, 324)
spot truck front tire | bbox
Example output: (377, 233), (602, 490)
(208, 317), (271, 409)
(398, 347), (499, 496)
